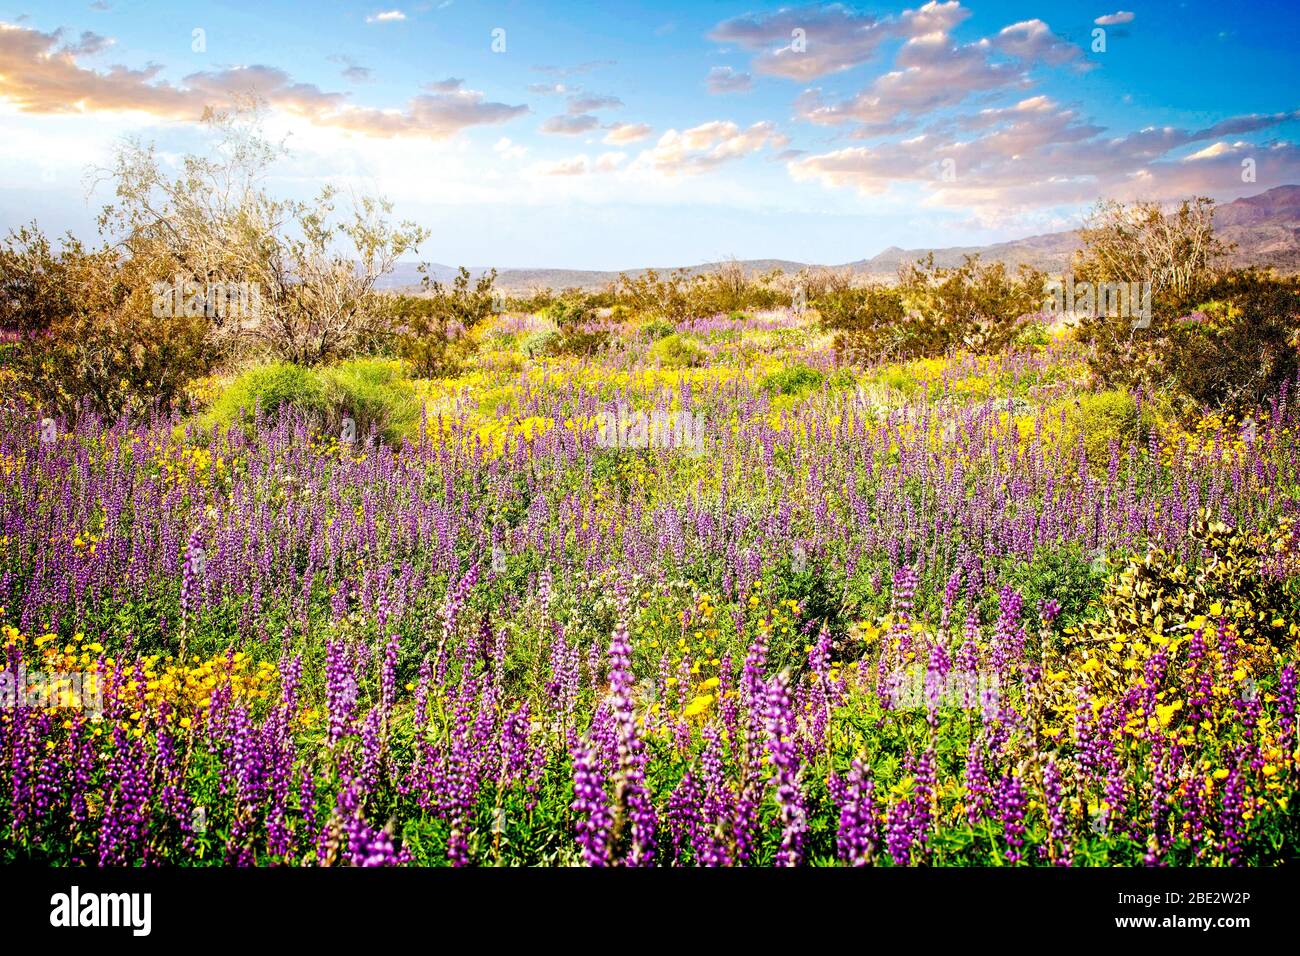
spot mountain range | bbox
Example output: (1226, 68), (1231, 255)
(378, 185), (1300, 292)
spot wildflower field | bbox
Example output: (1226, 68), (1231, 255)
(2, 309), (1298, 868)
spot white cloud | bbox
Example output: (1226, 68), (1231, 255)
(634, 120), (788, 176)
(706, 66), (752, 94)
(603, 121), (652, 144)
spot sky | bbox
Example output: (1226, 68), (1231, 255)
(0, 1), (1297, 269)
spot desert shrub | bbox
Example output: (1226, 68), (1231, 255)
(1052, 389), (1153, 466)
(615, 269), (698, 321)
(1081, 268), (1300, 417)
(318, 357), (422, 443)
(816, 284), (906, 362)
(1055, 509), (1297, 705)
(506, 288), (557, 314)
(100, 104), (426, 367)
(521, 330), (556, 358)
(195, 357), (419, 444)
(390, 267), (499, 377)
(544, 291), (599, 328)
(649, 333), (706, 367)
(640, 318), (676, 341)
(789, 266), (855, 303)
(546, 317), (614, 357)
(761, 363), (825, 397)
(1069, 197), (1299, 416)
(198, 361), (325, 434)
(1164, 270), (1300, 414)
(894, 253), (1047, 357)
(0, 224), (216, 418)
(1073, 196), (1229, 312)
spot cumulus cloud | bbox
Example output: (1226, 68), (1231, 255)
(424, 77), (463, 92)
(1094, 11), (1135, 25)
(64, 30), (112, 55)
(991, 19), (1088, 68)
(709, 1), (970, 81)
(528, 82), (567, 95)
(603, 121), (652, 144)
(635, 120), (788, 175)
(0, 22), (527, 139)
(796, 32), (1025, 128)
(706, 66), (752, 94)
(540, 113), (601, 135)
(709, 3), (889, 80)
(789, 100), (1300, 212)
(365, 10), (406, 23)
(534, 155), (589, 176)
(530, 150), (627, 177)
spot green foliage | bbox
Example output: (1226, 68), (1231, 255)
(197, 361), (326, 434)
(195, 357), (419, 444)
(639, 318), (676, 341)
(1000, 543), (1107, 634)
(1053, 389), (1152, 466)
(318, 357), (422, 443)
(648, 333), (706, 367)
(894, 253), (1048, 357)
(0, 223), (217, 418)
(1166, 270), (1300, 414)
(390, 267), (498, 377)
(760, 363), (825, 397)
(543, 291), (599, 328)
(817, 284), (906, 362)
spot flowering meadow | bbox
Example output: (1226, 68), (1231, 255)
(2, 309), (1299, 867)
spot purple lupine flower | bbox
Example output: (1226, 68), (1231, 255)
(836, 758), (878, 866)
(666, 770), (703, 865)
(325, 638), (359, 745)
(570, 741), (612, 866)
(763, 672), (807, 866)
(996, 771), (1028, 865)
(1219, 757), (1246, 867)
(605, 579), (657, 865)
(1042, 758), (1071, 866)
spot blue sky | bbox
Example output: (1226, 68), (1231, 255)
(1, 1), (1297, 268)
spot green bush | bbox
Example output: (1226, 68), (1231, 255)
(1053, 389), (1152, 466)
(199, 361), (325, 430)
(649, 333), (706, 367)
(544, 292), (599, 328)
(817, 284), (906, 362)
(195, 358), (420, 444)
(640, 318), (676, 341)
(761, 363), (825, 397)
(521, 330), (556, 358)
(1164, 270), (1300, 415)
(390, 267), (498, 377)
(0, 224), (218, 418)
(318, 357), (422, 443)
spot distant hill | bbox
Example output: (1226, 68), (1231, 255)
(377, 185), (1300, 292)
